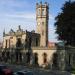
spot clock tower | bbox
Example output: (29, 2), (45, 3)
(36, 2), (49, 47)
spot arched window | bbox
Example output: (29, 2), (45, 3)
(43, 53), (47, 64)
(38, 9), (41, 15)
(16, 38), (22, 48)
(42, 9), (45, 15)
(36, 38), (38, 46)
(5, 40), (7, 48)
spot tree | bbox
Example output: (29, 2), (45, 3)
(55, 1), (75, 46)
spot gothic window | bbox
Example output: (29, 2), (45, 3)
(9, 39), (10, 48)
(5, 40), (7, 48)
(36, 38), (38, 46)
(42, 9), (45, 15)
(16, 38), (22, 48)
(38, 9), (41, 15)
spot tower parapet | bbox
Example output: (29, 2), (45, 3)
(36, 2), (49, 9)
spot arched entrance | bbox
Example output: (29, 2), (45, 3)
(34, 53), (38, 65)
(43, 53), (47, 64)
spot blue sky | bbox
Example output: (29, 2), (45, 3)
(0, 0), (69, 42)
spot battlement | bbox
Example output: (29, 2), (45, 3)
(36, 2), (49, 9)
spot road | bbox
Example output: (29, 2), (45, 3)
(0, 63), (71, 75)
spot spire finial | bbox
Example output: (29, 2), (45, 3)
(3, 29), (5, 37)
(18, 25), (21, 30)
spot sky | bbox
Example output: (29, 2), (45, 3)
(0, 0), (69, 42)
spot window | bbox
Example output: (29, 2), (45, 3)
(36, 38), (38, 46)
(5, 40), (7, 48)
(34, 53), (38, 65)
(42, 9), (45, 15)
(38, 9), (40, 15)
(16, 38), (22, 48)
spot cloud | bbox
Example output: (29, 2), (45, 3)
(0, 0), (29, 8)
(1, 13), (36, 20)
(0, 12), (54, 20)
(0, 0), (56, 42)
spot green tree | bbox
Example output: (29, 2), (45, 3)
(55, 1), (75, 46)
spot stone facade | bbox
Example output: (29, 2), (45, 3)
(2, 2), (74, 71)
(2, 2), (58, 69)
(3, 26), (40, 49)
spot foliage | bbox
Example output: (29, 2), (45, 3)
(55, 1), (75, 46)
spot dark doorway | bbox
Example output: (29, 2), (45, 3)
(34, 53), (38, 65)
(43, 53), (47, 64)
(16, 38), (22, 48)
(16, 38), (22, 63)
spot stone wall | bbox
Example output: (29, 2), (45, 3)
(32, 47), (57, 67)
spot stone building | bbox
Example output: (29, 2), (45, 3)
(3, 26), (40, 49)
(2, 2), (74, 70)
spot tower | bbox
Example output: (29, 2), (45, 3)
(36, 2), (49, 47)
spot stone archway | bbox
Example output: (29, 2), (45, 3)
(34, 53), (38, 65)
(43, 53), (47, 64)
